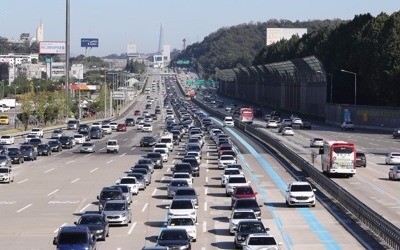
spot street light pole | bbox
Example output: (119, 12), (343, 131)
(341, 69), (357, 105)
(65, 0), (71, 119)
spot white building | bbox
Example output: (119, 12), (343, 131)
(162, 45), (170, 62)
(71, 64), (84, 81)
(266, 28), (307, 46)
(24, 64), (42, 80)
(0, 54), (39, 65)
(51, 62), (65, 80)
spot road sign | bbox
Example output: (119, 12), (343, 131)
(81, 38), (99, 48)
(112, 91), (125, 100)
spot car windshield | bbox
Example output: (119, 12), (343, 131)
(160, 138), (171, 143)
(1, 136), (10, 139)
(74, 135), (82, 138)
(221, 156), (234, 161)
(82, 143), (92, 147)
(107, 141), (117, 145)
(170, 200), (193, 209)
(290, 184), (312, 192)
(235, 187), (254, 195)
(225, 170), (240, 175)
(171, 181), (188, 187)
(235, 199), (259, 208)
(233, 212), (256, 219)
(0, 168), (9, 173)
(392, 153), (400, 157)
(100, 191), (122, 199)
(79, 216), (103, 225)
(173, 174), (189, 179)
(120, 178), (136, 184)
(103, 203), (126, 211)
(58, 232), (87, 244)
(333, 146), (354, 154)
(20, 145), (32, 150)
(248, 236), (277, 246)
(48, 141), (58, 146)
(138, 159), (152, 164)
(175, 189), (196, 196)
(37, 144), (47, 149)
(169, 218), (194, 226)
(238, 222), (266, 233)
(229, 177), (246, 183)
(159, 230), (188, 240)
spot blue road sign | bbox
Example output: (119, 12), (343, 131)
(81, 38), (99, 48)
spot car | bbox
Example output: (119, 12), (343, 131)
(389, 165), (400, 180)
(234, 220), (268, 248)
(134, 110), (141, 116)
(74, 213), (109, 241)
(292, 118), (303, 126)
(48, 140), (62, 152)
(110, 185), (132, 204)
(224, 116), (234, 127)
(117, 123), (127, 132)
(282, 127), (294, 136)
(144, 115), (153, 123)
(90, 127), (104, 139)
(137, 158), (156, 173)
(341, 121), (355, 130)
(171, 173), (193, 186)
(242, 233), (282, 250)
(73, 134), (86, 144)
(20, 144), (37, 161)
(37, 144), (52, 156)
(186, 151), (201, 164)
(106, 140), (119, 153)
(226, 175), (250, 197)
(130, 167), (152, 185)
(0, 135), (14, 145)
(51, 129), (64, 139)
(167, 179), (190, 198)
(79, 130), (91, 141)
(385, 152), (400, 165)
(285, 181), (316, 207)
(356, 152), (367, 168)
(218, 155), (237, 169)
(92, 122), (102, 128)
(231, 186), (258, 207)
(97, 187), (125, 211)
(67, 119), (80, 130)
(125, 118), (136, 127)
(173, 188), (198, 207)
(30, 128), (44, 138)
(29, 138), (42, 149)
(166, 216), (197, 242)
(181, 157), (200, 177)
(101, 200), (132, 226)
(101, 125), (112, 135)
(310, 138), (324, 148)
(110, 122), (118, 130)
(0, 166), (13, 183)
(126, 173), (146, 190)
(146, 152), (163, 169)
(78, 124), (90, 133)
(266, 120), (278, 128)
(300, 121), (312, 130)
(166, 199), (197, 222)
(0, 115), (9, 125)
(156, 228), (191, 249)
(24, 133), (39, 143)
(142, 123), (153, 132)
(116, 177), (139, 195)
(154, 148), (168, 162)
(53, 226), (97, 250)
(59, 136), (74, 149)
(137, 121), (145, 130)
(221, 168), (244, 187)
(7, 148), (24, 164)
(393, 128), (400, 139)
(228, 209), (258, 234)
(80, 142), (96, 153)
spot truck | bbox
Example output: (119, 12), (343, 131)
(0, 99), (16, 108)
(106, 140), (119, 153)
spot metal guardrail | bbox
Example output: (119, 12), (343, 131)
(187, 91), (400, 249)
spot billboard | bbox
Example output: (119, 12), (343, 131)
(127, 43), (137, 55)
(266, 28), (307, 46)
(81, 38), (99, 48)
(39, 41), (66, 54)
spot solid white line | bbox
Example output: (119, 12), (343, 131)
(131, 147), (136, 151)
(66, 160), (75, 165)
(17, 204), (32, 213)
(152, 189), (157, 196)
(128, 222), (137, 235)
(106, 160), (113, 164)
(90, 168), (98, 173)
(79, 203), (91, 213)
(44, 168), (55, 173)
(18, 179), (28, 184)
(141, 203), (148, 212)
(203, 221), (207, 233)
(47, 189), (59, 196)
(70, 178), (80, 183)
(205, 188), (208, 195)
(204, 202), (208, 211)
(120, 153), (127, 157)
(205, 177), (208, 183)
(54, 223), (67, 233)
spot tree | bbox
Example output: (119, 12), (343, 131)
(19, 93), (34, 131)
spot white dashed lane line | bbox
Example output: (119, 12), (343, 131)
(90, 168), (98, 173)
(70, 178), (80, 183)
(17, 204), (32, 213)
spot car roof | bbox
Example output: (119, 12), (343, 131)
(290, 181), (311, 186)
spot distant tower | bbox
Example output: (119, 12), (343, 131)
(36, 19), (44, 42)
(182, 38), (186, 50)
(158, 23), (164, 53)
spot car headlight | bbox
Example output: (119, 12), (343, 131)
(310, 194), (315, 198)
(95, 229), (104, 233)
(237, 235), (245, 240)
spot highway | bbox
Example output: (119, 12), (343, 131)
(0, 73), (366, 249)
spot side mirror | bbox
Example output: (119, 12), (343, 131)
(278, 242), (283, 246)
(233, 228), (237, 231)
(165, 205), (170, 209)
(313, 189), (317, 192)
(74, 222), (77, 225)
(53, 237), (58, 245)
(9, 170), (12, 173)
(195, 222), (199, 225)
(195, 205), (199, 209)
(97, 195), (100, 200)
(285, 189), (289, 192)
(247, 181), (251, 184)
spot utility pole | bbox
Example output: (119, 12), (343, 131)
(65, 0), (70, 119)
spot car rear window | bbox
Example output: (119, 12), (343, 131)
(58, 232), (87, 244)
(248, 236), (277, 246)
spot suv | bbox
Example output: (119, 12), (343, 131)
(146, 152), (163, 169)
(285, 181), (316, 207)
(181, 157), (200, 177)
(356, 152), (367, 168)
(20, 144), (37, 161)
(167, 179), (190, 198)
(53, 226), (97, 250)
(106, 140), (119, 154)
(125, 117), (136, 126)
(67, 119), (80, 130)
(167, 199), (197, 222)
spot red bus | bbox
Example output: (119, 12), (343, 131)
(239, 108), (254, 124)
(321, 141), (356, 177)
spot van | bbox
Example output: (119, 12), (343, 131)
(160, 132), (174, 151)
(67, 119), (80, 130)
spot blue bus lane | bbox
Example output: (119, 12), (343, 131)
(212, 117), (342, 250)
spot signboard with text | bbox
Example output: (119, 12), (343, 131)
(39, 41), (66, 54)
(81, 38), (99, 48)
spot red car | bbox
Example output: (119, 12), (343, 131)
(116, 124), (127, 132)
(134, 110), (141, 116)
(231, 186), (258, 207)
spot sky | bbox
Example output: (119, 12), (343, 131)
(0, 0), (399, 57)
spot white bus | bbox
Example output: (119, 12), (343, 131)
(321, 140), (356, 177)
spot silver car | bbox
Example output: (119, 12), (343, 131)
(167, 180), (190, 198)
(80, 142), (96, 153)
(110, 185), (132, 204)
(102, 200), (132, 226)
(0, 155), (12, 168)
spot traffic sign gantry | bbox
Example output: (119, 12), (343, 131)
(112, 91), (125, 100)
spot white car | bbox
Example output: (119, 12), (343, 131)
(137, 121), (145, 130)
(0, 135), (14, 145)
(91, 122), (102, 128)
(389, 165), (400, 180)
(154, 148), (168, 162)
(243, 233), (282, 250)
(166, 215), (197, 242)
(154, 143), (170, 154)
(225, 175), (249, 196)
(30, 128), (44, 138)
(73, 134), (85, 144)
(51, 129), (64, 139)
(25, 133), (39, 143)
(385, 152), (400, 165)
(116, 177), (139, 195)
(282, 127), (294, 136)
(142, 124), (153, 132)
(110, 122), (118, 130)
(341, 121), (355, 130)
(266, 120), (278, 128)
(144, 115), (153, 123)
(221, 168), (244, 187)
(228, 209), (258, 234)
(167, 199), (197, 222)
(171, 172), (193, 186)
(292, 118), (303, 126)
(224, 116), (234, 127)
(310, 138), (324, 148)
(285, 181), (316, 207)
(101, 125), (112, 135)
(218, 155), (237, 169)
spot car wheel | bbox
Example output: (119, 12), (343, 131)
(389, 174), (392, 180)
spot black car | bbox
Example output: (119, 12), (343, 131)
(232, 198), (262, 219)
(37, 144), (52, 156)
(53, 226), (97, 250)
(74, 212), (109, 241)
(300, 121), (312, 130)
(155, 108), (161, 114)
(20, 144), (37, 161)
(59, 136), (74, 149)
(78, 124), (90, 133)
(7, 148), (24, 164)
(97, 187), (124, 211)
(140, 136), (156, 147)
(234, 220), (268, 248)
(181, 157), (200, 177)
(393, 128), (400, 139)
(151, 113), (158, 120)
(173, 163), (193, 175)
(29, 138), (42, 149)
(90, 127), (104, 139)
(356, 152), (367, 168)
(48, 140), (62, 152)
(145, 104), (151, 109)
(146, 152), (163, 169)
(125, 118), (136, 126)
(156, 228), (191, 249)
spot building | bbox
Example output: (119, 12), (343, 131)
(50, 62), (66, 80)
(71, 64), (84, 81)
(162, 45), (170, 62)
(266, 28), (307, 46)
(0, 54), (39, 65)
(24, 64), (42, 80)
(127, 43), (137, 56)
(36, 20), (44, 42)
